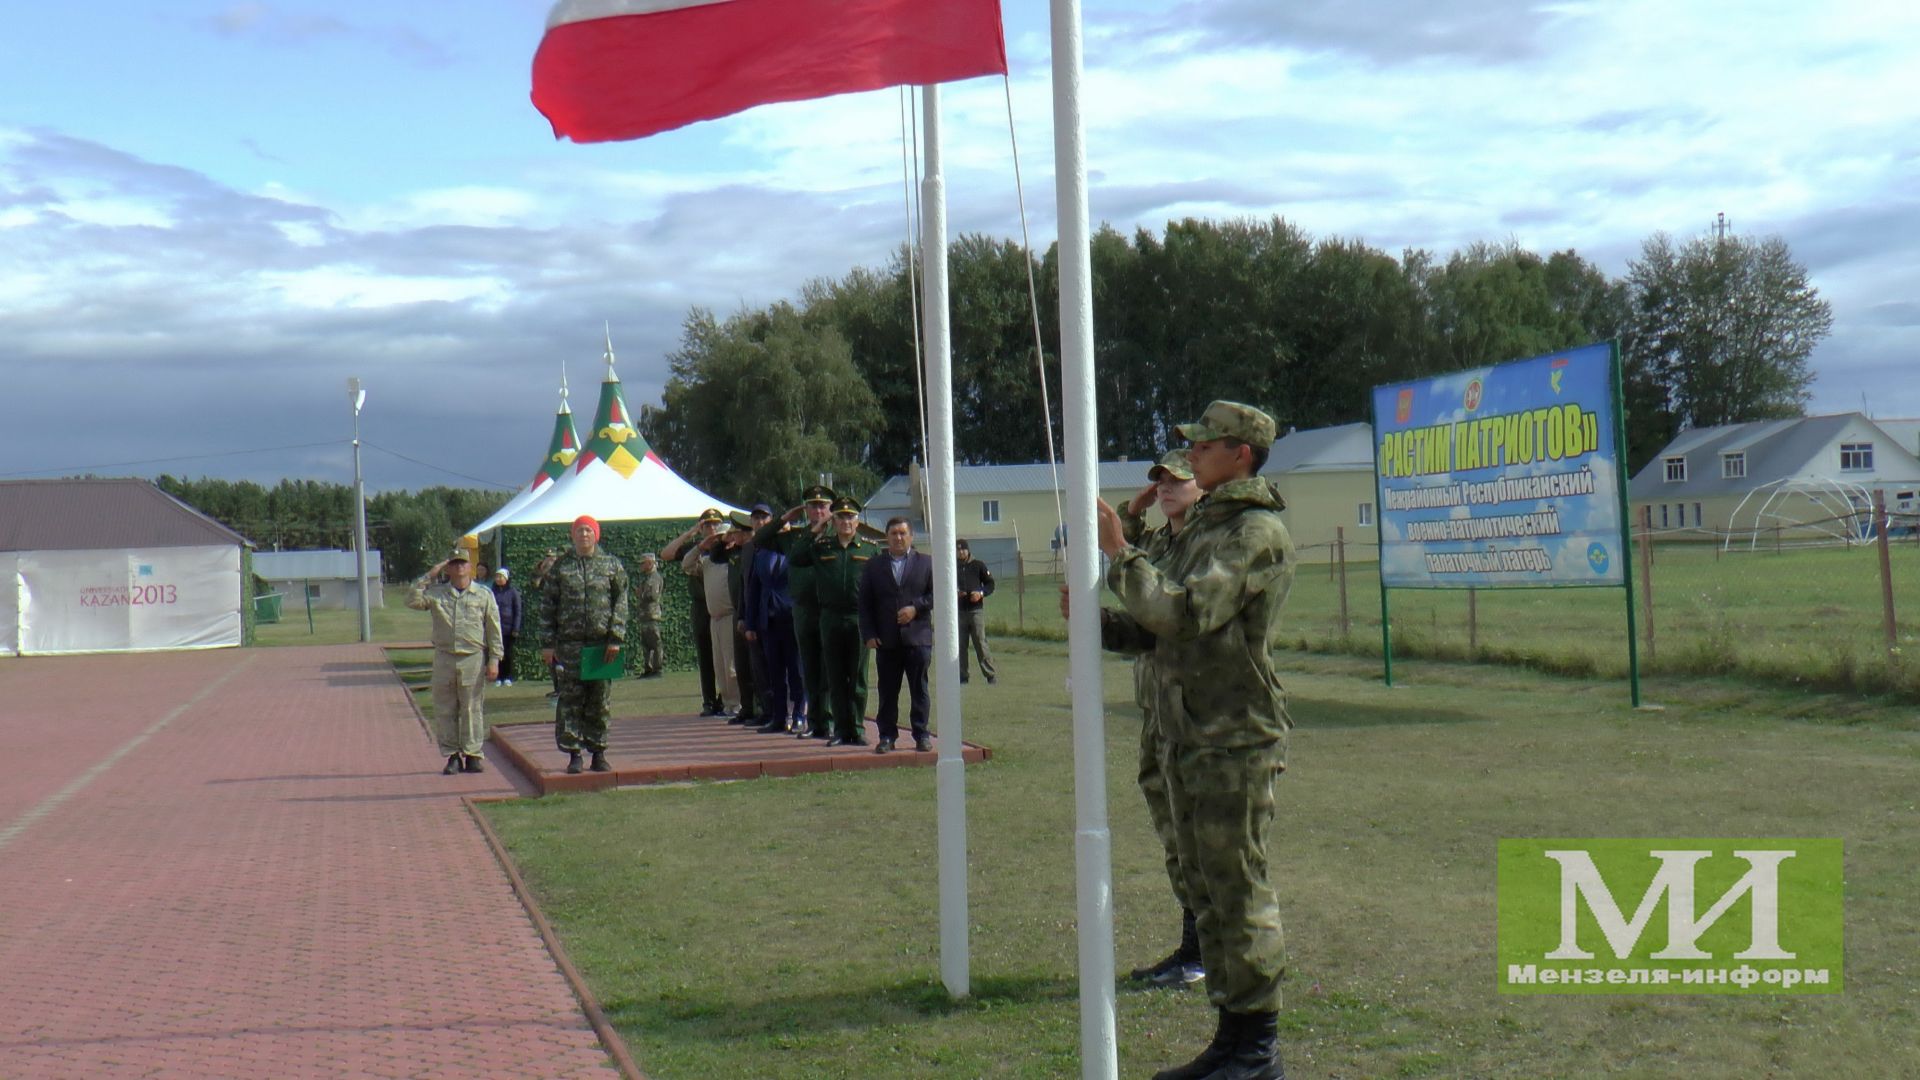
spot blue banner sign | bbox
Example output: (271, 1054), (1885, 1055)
(1373, 343), (1623, 588)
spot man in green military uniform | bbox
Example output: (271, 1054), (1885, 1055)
(634, 552), (665, 677)
(540, 514), (631, 775)
(407, 547), (503, 775)
(807, 495), (880, 746)
(1097, 402), (1295, 1080)
(1114, 448), (1210, 989)
(755, 484), (835, 738)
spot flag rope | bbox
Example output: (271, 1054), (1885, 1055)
(900, 86), (931, 487)
(1002, 73), (1068, 545)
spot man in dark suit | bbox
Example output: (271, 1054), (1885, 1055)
(858, 516), (935, 753)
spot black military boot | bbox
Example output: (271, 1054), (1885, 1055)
(442, 754), (462, 776)
(1130, 909), (1205, 988)
(1200, 1010), (1284, 1079)
(1151, 1007), (1236, 1080)
(589, 751), (611, 772)
(565, 751), (584, 775)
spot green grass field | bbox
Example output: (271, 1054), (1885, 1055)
(995, 543), (1920, 699)
(480, 641), (1920, 1079)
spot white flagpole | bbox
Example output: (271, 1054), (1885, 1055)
(922, 82), (970, 1000)
(1050, 0), (1119, 1075)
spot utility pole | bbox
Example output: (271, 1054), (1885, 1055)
(348, 378), (372, 642)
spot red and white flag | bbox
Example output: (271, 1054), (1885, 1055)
(532, 0), (1009, 143)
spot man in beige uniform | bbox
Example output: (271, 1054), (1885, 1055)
(407, 547), (504, 775)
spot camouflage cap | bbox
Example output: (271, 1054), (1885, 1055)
(830, 495), (862, 515)
(698, 507), (724, 523)
(445, 547), (470, 563)
(1176, 400), (1277, 449)
(1147, 448), (1194, 482)
(802, 484), (837, 504)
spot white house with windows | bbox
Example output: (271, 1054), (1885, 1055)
(252, 549), (385, 611)
(1628, 413), (1920, 540)
(859, 421), (1383, 571)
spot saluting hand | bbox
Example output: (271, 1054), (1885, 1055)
(1095, 499), (1127, 558)
(1128, 483), (1156, 517)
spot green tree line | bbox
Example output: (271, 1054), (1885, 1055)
(154, 476), (508, 582)
(643, 218), (1830, 503)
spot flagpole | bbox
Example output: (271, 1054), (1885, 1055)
(1050, 0), (1119, 1075)
(922, 82), (970, 1001)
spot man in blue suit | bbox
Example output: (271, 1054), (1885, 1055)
(858, 516), (935, 753)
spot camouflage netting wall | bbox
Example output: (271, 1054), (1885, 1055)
(498, 518), (700, 682)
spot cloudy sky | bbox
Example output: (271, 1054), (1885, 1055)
(3, 0), (1916, 494)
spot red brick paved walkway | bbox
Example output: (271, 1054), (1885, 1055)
(0, 645), (619, 1079)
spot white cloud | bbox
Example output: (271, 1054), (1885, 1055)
(256, 266), (511, 310)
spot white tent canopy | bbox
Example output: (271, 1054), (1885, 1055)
(478, 342), (739, 535)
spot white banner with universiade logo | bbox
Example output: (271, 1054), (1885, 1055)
(15, 545), (242, 655)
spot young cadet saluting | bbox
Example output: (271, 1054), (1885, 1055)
(1096, 402), (1295, 1080)
(1113, 448), (1211, 990)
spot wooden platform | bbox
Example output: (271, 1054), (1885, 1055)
(490, 713), (993, 794)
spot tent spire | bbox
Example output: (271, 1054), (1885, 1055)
(559, 358), (572, 413)
(603, 322), (617, 379)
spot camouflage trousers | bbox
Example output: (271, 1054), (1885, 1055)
(1160, 738), (1287, 1013)
(552, 642), (612, 753)
(1136, 713), (1187, 911)
(430, 651), (489, 757)
(637, 619), (663, 675)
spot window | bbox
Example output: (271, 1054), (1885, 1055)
(1358, 502), (1374, 527)
(1693, 503), (1702, 529)
(1664, 456), (1687, 482)
(981, 499), (1000, 524)
(307, 584), (322, 599)
(1660, 504), (1669, 528)
(1840, 443), (1873, 471)
(1721, 452), (1746, 479)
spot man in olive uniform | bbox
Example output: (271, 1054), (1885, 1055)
(634, 552), (665, 677)
(808, 495), (879, 746)
(754, 484), (835, 739)
(407, 547), (503, 775)
(1113, 448), (1208, 988)
(1096, 402), (1295, 1080)
(540, 515), (631, 775)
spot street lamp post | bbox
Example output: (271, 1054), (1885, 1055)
(348, 377), (372, 642)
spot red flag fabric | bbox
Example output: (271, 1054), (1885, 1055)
(532, 0), (1009, 143)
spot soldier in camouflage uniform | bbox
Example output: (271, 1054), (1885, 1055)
(806, 495), (880, 746)
(754, 484), (835, 738)
(1113, 448), (1209, 989)
(540, 514), (630, 775)
(634, 552), (665, 677)
(1097, 402), (1294, 1080)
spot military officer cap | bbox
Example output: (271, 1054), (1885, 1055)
(446, 547), (470, 563)
(830, 495), (862, 515)
(1147, 448), (1194, 482)
(698, 507), (725, 523)
(1176, 400), (1277, 449)
(802, 484), (837, 504)
(727, 511), (754, 531)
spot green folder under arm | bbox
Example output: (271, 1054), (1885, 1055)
(576, 643), (624, 681)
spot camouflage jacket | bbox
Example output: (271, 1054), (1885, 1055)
(406, 579), (503, 662)
(807, 534), (882, 612)
(1102, 476), (1295, 748)
(633, 570), (664, 623)
(1112, 502), (1180, 717)
(540, 549), (630, 646)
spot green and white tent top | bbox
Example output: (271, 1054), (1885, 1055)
(468, 364), (582, 538)
(480, 335), (740, 535)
